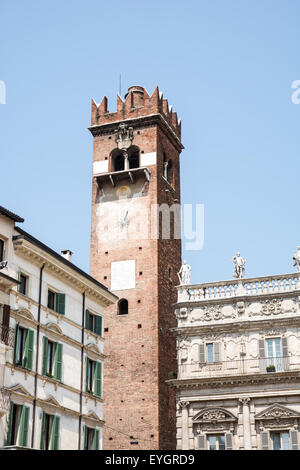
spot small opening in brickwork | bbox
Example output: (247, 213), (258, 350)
(137, 300), (141, 303)
(120, 419), (122, 421)
(108, 136), (112, 139)
(121, 400), (124, 403)
(141, 345), (144, 347)
(118, 298), (128, 315)
(104, 328), (109, 332)
(142, 398), (145, 401)
(104, 276), (107, 280)
(141, 380), (144, 383)
(139, 247), (142, 250)
(141, 150), (144, 154)
(105, 251), (108, 255)
(139, 272), (143, 276)
(105, 157), (108, 160)
(151, 434), (154, 438)
(142, 362), (145, 365)
(137, 131), (140, 135)
(109, 437), (113, 441)
(138, 324), (142, 328)
(121, 364), (124, 367)
(141, 417), (144, 420)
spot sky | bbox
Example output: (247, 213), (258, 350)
(1, 0), (299, 284)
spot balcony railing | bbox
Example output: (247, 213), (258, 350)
(178, 273), (300, 302)
(177, 356), (296, 380)
(0, 325), (15, 348)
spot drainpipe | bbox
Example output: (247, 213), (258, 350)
(31, 263), (45, 448)
(78, 291), (85, 449)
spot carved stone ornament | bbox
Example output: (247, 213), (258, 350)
(114, 123), (134, 151)
(202, 305), (222, 321)
(177, 401), (190, 410)
(236, 301), (245, 315)
(193, 408), (237, 434)
(249, 298), (297, 317)
(255, 404), (300, 428)
(175, 308), (189, 320)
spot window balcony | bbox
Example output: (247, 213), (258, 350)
(177, 356), (299, 380)
(0, 325), (15, 348)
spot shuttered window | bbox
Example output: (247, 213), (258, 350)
(83, 426), (100, 450)
(14, 324), (34, 371)
(85, 309), (103, 336)
(6, 402), (30, 447)
(199, 342), (221, 363)
(47, 290), (65, 315)
(42, 336), (63, 381)
(85, 358), (102, 398)
(40, 412), (60, 450)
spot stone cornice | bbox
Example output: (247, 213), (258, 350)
(167, 370), (300, 390)
(13, 239), (117, 306)
(89, 113), (184, 153)
(173, 316), (300, 336)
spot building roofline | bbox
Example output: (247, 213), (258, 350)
(13, 227), (118, 301)
(0, 206), (24, 223)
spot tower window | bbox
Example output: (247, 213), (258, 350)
(129, 152), (139, 169)
(118, 299), (128, 315)
(114, 153), (125, 172)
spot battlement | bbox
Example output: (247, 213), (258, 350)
(91, 85), (181, 139)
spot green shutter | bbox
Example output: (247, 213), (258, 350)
(40, 411), (46, 450)
(53, 343), (63, 381)
(85, 309), (91, 330)
(83, 425), (88, 450)
(14, 323), (20, 365)
(6, 402), (14, 445)
(24, 329), (34, 370)
(94, 316), (102, 336)
(92, 428), (100, 450)
(94, 362), (102, 398)
(42, 336), (48, 375)
(85, 357), (89, 393)
(17, 271), (22, 293)
(50, 415), (60, 450)
(19, 405), (30, 447)
(55, 293), (65, 315)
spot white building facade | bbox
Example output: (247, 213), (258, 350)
(170, 272), (300, 450)
(0, 207), (117, 449)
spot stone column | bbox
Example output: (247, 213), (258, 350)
(178, 401), (190, 450)
(239, 397), (251, 450)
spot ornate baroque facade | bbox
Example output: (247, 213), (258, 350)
(169, 274), (300, 450)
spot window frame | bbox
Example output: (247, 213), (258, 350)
(0, 238), (5, 262)
(207, 434), (226, 450)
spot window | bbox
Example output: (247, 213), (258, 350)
(85, 357), (102, 398)
(259, 337), (288, 372)
(83, 426), (100, 450)
(114, 153), (125, 171)
(207, 434), (226, 450)
(47, 290), (65, 315)
(118, 299), (128, 315)
(18, 272), (28, 295)
(199, 342), (221, 363)
(6, 402), (30, 447)
(42, 337), (63, 381)
(40, 412), (60, 450)
(0, 239), (4, 261)
(85, 309), (103, 336)
(14, 324), (34, 370)
(129, 151), (139, 169)
(271, 431), (290, 450)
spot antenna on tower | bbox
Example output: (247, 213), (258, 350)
(119, 74), (122, 97)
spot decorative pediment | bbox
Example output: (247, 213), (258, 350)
(17, 308), (35, 322)
(85, 343), (101, 355)
(42, 395), (61, 408)
(82, 411), (101, 422)
(7, 384), (32, 398)
(44, 322), (63, 335)
(193, 407), (237, 423)
(255, 403), (300, 421)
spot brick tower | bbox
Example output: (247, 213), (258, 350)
(89, 85), (183, 450)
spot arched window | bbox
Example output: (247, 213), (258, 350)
(129, 151), (139, 169)
(114, 153), (125, 172)
(118, 299), (128, 315)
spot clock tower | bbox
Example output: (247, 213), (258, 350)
(89, 85), (183, 449)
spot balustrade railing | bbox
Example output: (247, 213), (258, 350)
(177, 356), (295, 379)
(179, 273), (300, 302)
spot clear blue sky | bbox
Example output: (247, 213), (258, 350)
(1, 0), (299, 283)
